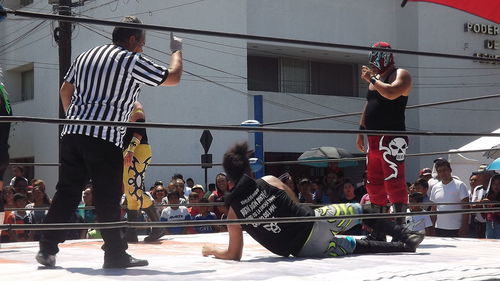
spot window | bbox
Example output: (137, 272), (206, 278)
(311, 62), (356, 96)
(280, 58), (310, 94)
(248, 56), (279, 92)
(248, 55), (359, 97)
(21, 69), (34, 101)
(5, 64), (34, 103)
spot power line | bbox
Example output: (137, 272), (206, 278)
(2, 8), (499, 64)
(105, 0), (208, 19)
(263, 92), (500, 126)
(78, 23), (359, 126)
(0, 20), (49, 55)
(0, 23), (51, 56)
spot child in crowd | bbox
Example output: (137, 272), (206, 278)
(194, 198), (218, 233)
(2, 193), (31, 242)
(160, 191), (191, 235)
(406, 192), (434, 236)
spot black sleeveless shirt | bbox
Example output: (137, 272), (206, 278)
(225, 175), (314, 257)
(364, 69), (408, 131)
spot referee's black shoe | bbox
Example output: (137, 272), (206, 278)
(103, 253), (148, 269)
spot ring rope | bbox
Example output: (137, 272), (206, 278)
(1, 8), (499, 64)
(1, 207), (499, 231)
(2, 116), (500, 137)
(4, 201), (500, 212)
(7, 147), (498, 167)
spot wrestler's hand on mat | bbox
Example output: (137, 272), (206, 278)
(124, 151), (134, 167)
(356, 134), (365, 152)
(202, 244), (216, 256)
(170, 32), (183, 52)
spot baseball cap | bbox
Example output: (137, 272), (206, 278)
(299, 178), (311, 185)
(419, 168), (432, 176)
(191, 184), (205, 192)
(472, 164), (495, 176)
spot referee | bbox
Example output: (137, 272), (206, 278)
(36, 16), (183, 268)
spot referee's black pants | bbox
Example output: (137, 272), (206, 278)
(40, 134), (127, 258)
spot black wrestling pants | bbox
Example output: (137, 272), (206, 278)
(39, 134), (127, 258)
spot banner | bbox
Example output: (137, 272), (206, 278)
(408, 0), (500, 24)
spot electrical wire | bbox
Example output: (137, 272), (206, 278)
(78, 23), (360, 126)
(3, 9), (500, 64)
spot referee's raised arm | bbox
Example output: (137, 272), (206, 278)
(162, 32), (183, 86)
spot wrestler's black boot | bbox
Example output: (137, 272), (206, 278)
(126, 210), (139, 243)
(362, 216), (424, 252)
(393, 203), (408, 226)
(353, 239), (415, 254)
(362, 204), (389, 242)
(143, 205), (165, 242)
(391, 203), (408, 242)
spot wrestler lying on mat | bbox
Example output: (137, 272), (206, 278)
(202, 142), (424, 260)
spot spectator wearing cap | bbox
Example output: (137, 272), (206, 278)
(191, 184), (205, 199)
(470, 165), (496, 238)
(1, 193), (31, 242)
(429, 159), (469, 237)
(419, 168), (433, 182)
(297, 178), (314, 204)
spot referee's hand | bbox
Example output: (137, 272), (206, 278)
(170, 32), (182, 53)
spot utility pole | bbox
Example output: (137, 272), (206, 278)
(57, 0), (72, 120)
(54, 0), (72, 178)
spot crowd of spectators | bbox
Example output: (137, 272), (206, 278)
(1, 159), (499, 243)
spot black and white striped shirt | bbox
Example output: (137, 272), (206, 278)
(62, 44), (168, 148)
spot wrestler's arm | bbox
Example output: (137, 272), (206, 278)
(371, 69), (412, 100)
(262, 175), (299, 203)
(356, 102), (367, 152)
(202, 207), (243, 261)
(124, 102), (146, 166)
(60, 81), (75, 114)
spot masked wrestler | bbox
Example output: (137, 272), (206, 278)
(356, 42), (413, 240)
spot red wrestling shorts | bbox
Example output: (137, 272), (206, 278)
(366, 135), (409, 206)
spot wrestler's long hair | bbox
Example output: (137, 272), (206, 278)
(223, 142), (251, 184)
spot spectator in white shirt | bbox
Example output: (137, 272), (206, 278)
(430, 159), (469, 237)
